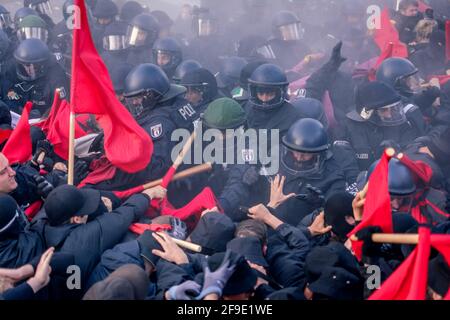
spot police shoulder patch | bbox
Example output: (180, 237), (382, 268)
(150, 123), (163, 139)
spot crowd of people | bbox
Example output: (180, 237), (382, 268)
(0, 0), (450, 300)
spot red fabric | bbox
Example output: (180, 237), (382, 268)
(78, 156), (117, 187)
(129, 223), (172, 235)
(113, 185), (145, 199)
(37, 90), (62, 134)
(2, 102), (33, 164)
(373, 8), (408, 58)
(24, 200), (43, 221)
(406, 227), (431, 300)
(429, 75), (450, 86)
(446, 21), (450, 61)
(348, 151), (393, 261)
(71, 0), (152, 173)
(0, 128), (12, 145)
(368, 43), (395, 81)
(398, 153), (433, 185)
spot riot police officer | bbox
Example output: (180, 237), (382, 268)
(0, 30), (14, 84)
(152, 37), (183, 79)
(91, 0), (119, 52)
(101, 21), (129, 71)
(245, 63), (303, 140)
(376, 57), (428, 135)
(125, 13), (160, 66)
(216, 56), (247, 98)
(230, 60), (267, 105)
(274, 118), (346, 226)
(179, 67), (220, 120)
(172, 59), (202, 84)
(119, 1), (146, 24)
(3, 38), (69, 117)
(24, 0), (55, 29)
(13, 7), (38, 31)
(0, 5), (13, 39)
(256, 11), (310, 70)
(345, 81), (420, 171)
(90, 64), (183, 191)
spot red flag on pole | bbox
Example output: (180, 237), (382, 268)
(446, 20), (450, 61)
(0, 128), (12, 145)
(71, 0), (152, 173)
(2, 102), (33, 164)
(373, 8), (408, 58)
(348, 150), (394, 261)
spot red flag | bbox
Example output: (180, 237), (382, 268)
(398, 153), (433, 185)
(71, 0), (152, 173)
(368, 42), (395, 81)
(2, 102), (33, 164)
(348, 151), (393, 260)
(24, 200), (43, 221)
(429, 75), (450, 86)
(129, 223), (172, 235)
(373, 8), (408, 58)
(369, 227), (431, 300)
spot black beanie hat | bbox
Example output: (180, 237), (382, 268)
(324, 192), (355, 240)
(0, 194), (18, 231)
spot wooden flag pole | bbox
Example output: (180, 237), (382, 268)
(67, 111), (75, 185)
(351, 233), (419, 245)
(171, 237), (202, 253)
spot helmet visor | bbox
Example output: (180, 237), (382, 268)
(390, 194), (413, 213)
(281, 145), (323, 176)
(32, 1), (53, 16)
(255, 44), (276, 60)
(197, 19), (214, 36)
(404, 73), (422, 95)
(17, 27), (48, 43)
(249, 83), (285, 109)
(375, 101), (406, 126)
(126, 26), (149, 46)
(154, 50), (173, 67)
(0, 13), (12, 30)
(17, 62), (45, 81)
(279, 22), (304, 41)
(103, 35), (127, 51)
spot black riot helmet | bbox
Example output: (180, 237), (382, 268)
(192, 6), (216, 37)
(14, 38), (51, 81)
(126, 13), (160, 48)
(180, 67), (218, 106)
(0, 30), (11, 60)
(281, 118), (329, 177)
(152, 37), (183, 77)
(92, 0), (118, 24)
(354, 81), (406, 127)
(272, 10), (304, 41)
(376, 57), (421, 97)
(248, 63), (288, 110)
(103, 21), (128, 51)
(172, 59), (202, 84)
(0, 5), (12, 31)
(216, 57), (248, 92)
(14, 7), (38, 29)
(124, 63), (185, 118)
(120, 1), (145, 23)
(290, 97), (329, 129)
(367, 158), (416, 212)
(62, 0), (74, 21)
(24, 0), (53, 16)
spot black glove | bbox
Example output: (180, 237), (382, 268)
(355, 226), (383, 258)
(73, 159), (89, 186)
(32, 140), (54, 162)
(33, 174), (54, 199)
(296, 184), (325, 207)
(168, 217), (188, 240)
(329, 41), (347, 69)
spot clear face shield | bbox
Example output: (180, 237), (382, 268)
(103, 35), (127, 51)
(17, 62), (46, 81)
(31, 1), (53, 16)
(402, 73), (423, 95)
(153, 50), (173, 68)
(17, 27), (48, 43)
(278, 22), (304, 41)
(390, 194), (413, 213)
(126, 25), (149, 47)
(184, 86), (204, 105)
(374, 101), (407, 126)
(249, 84), (285, 109)
(281, 146), (324, 177)
(255, 44), (277, 60)
(0, 13), (12, 30)
(196, 19), (214, 37)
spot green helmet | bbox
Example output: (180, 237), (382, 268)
(17, 15), (48, 43)
(202, 97), (247, 130)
